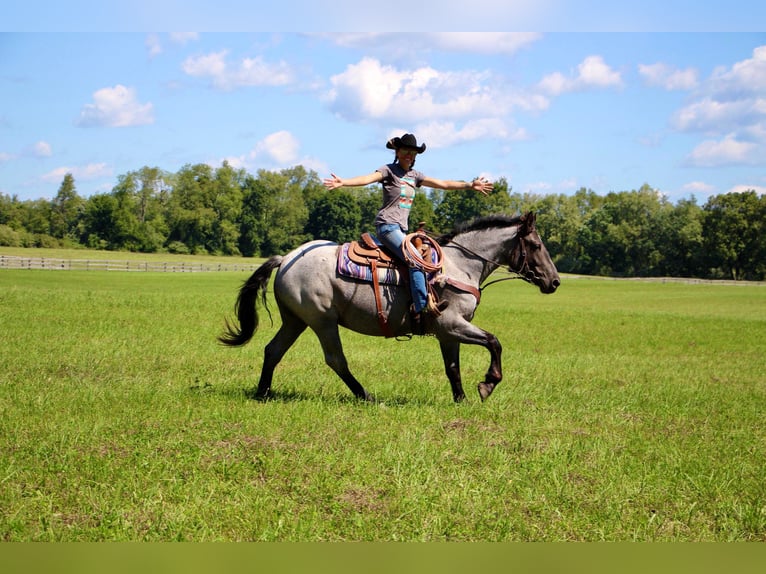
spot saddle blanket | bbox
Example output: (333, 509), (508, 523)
(336, 242), (439, 285)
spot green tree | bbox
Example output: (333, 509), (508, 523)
(209, 161), (244, 255)
(305, 188), (361, 243)
(654, 197), (704, 277)
(81, 193), (119, 249)
(239, 167), (311, 257)
(702, 191), (765, 280)
(166, 163), (217, 254)
(49, 173), (84, 240)
(346, 185), (381, 234)
(410, 191), (436, 232)
(579, 185), (667, 276)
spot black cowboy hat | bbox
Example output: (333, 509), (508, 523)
(386, 133), (426, 153)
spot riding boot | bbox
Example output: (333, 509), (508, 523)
(425, 293), (449, 316)
(410, 306), (426, 336)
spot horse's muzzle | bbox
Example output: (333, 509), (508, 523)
(535, 274), (560, 294)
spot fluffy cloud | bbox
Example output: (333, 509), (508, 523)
(412, 119), (528, 149)
(673, 46), (766, 166)
(325, 57), (543, 147)
(76, 85), (154, 128)
(685, 134), (758, 167)
(40, 163), (112, 183)
(182, 50), (294, 90)
(538, 55), (623, 96)
(252, 130), (301, 164)
(329, 57), (545, 122)
(224, 131), (326, 173)
(638, 62), (698, 90)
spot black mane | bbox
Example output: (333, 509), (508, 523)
(437, 214), (523, 246)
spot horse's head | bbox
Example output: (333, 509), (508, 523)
(511, 212), (560, 294)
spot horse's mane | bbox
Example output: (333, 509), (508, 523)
(437, 214), (524, 246)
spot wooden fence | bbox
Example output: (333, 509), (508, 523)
(0, 255), (260, 273)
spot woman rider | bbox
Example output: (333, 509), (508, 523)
(323, 133), (493, 333)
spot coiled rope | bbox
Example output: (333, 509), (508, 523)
(403, 232), (443, 273)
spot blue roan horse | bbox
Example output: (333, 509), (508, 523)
(219, 212), (560, 403)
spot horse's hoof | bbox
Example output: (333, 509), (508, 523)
(245, 388), (269, 401)
(477, 382), (495, 402)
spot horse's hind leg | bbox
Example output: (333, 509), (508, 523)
(439, 340), (466, 403)
(313, 322), (372, 402)
(253, 309), (307, 400)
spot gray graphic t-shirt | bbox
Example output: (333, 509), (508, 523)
(373, 163), (425, 232)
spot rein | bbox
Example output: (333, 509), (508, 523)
(431, 227), (531, 293)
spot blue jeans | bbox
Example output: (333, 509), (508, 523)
(377, 223), (428, 313)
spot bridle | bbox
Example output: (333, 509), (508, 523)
(434, 224), (535, 292)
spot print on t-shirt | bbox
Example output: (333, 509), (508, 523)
(399, 176), (416, 210)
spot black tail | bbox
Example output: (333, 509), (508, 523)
(218, 256), (283, 347)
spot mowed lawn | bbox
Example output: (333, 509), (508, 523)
(1, 262), (764, 541)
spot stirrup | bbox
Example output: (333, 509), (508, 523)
(425, 294), (448, 316)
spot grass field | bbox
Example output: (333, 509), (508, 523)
(1, 252), (764, 541)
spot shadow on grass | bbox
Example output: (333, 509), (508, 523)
(188, 381), (446, 407)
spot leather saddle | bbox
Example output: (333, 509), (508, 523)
(347, 232), (433, 270)
(341, 232), (436, 338)
(347, 232), (399, 269)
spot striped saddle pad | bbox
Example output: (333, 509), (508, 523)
(336, 242), (404, 285)
(336, 241), (440, 285)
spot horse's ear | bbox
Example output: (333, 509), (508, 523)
(522, 211), (536, 233)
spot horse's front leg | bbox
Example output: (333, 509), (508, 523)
(439, 322), (503, 402)
(439, 340), (466, 403)
(477, 331), (502, 402)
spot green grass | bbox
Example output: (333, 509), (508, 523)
(1, 263), (764, 541)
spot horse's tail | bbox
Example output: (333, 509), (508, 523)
(218, 255), (283, 347)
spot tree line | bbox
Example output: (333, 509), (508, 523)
(1, 162), (764, 280)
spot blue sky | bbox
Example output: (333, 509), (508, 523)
(2, 3), (765, 203)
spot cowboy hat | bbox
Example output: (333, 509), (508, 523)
(386, 133), (426, 153)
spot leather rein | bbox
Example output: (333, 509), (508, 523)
(434, 226), (532, 295)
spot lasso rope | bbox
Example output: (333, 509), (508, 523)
(403, 232), (443, 273)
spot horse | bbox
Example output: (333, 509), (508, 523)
(218, 212), (560, 403)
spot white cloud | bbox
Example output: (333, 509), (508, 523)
(31, 141), (52, 157)
(727, 184), (766, 194)
(182, 50), (294, 90)
(672, 46), (766, 166)
(0, 151), (16, 163)
(413, 119), (527, 149)
(326, 57), (542, 124)
(708, 45), (766, 98)
(224, 131), (327, 173)
(253, 130), (301, 164)
(40, 163), (112, 183)
(538, 55), (623, 96)
(672, 97), (762, 133)
(682, 181), (715, 194)
(685, 134), (758, 167)
(76, 85), (154, 128)
(638, 62), (698, 90)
